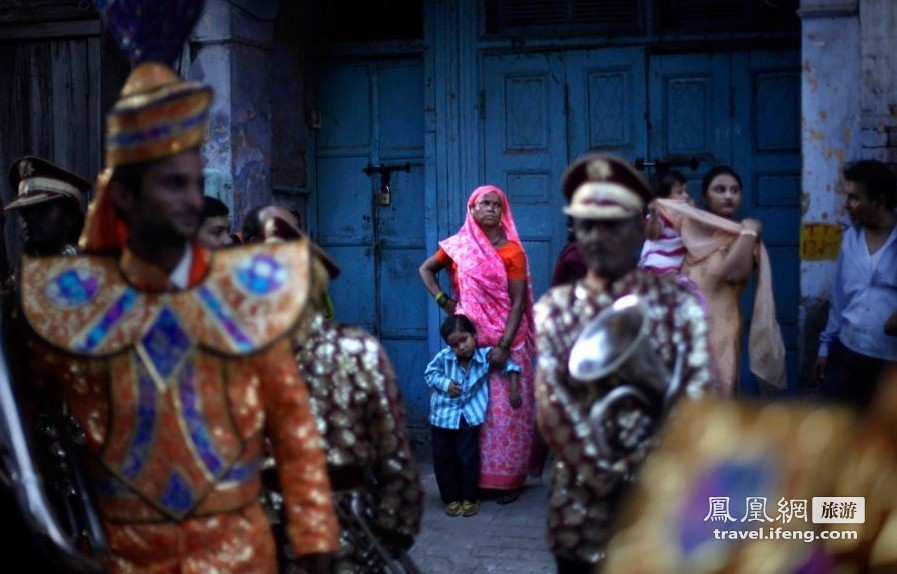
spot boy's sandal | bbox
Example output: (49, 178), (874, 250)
(445, 501), (462, 517)
(461, 501), (479, 517)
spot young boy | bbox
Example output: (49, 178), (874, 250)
(424, 314), (522, 517)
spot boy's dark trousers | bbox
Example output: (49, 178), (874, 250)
(431, 415), (480, 503)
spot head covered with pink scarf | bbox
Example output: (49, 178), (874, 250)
(438, 185), (535, 353)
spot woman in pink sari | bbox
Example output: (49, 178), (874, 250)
(419, 185), (537, 503)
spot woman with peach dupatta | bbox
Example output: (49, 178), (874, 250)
(656, 165), (787, 394)
(419, 185), (539, 504)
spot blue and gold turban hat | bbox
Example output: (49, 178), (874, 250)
(81, 0), (212, 252)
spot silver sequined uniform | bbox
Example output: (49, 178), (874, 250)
(534, 270), (716, 564)
(295, 313), (424, 574)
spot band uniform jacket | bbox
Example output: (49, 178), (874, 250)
(288, 311), (424, 572)
(534, 270), (716, 564)
(19, 240), (339, 572)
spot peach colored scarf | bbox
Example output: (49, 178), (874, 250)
(656, 198), (787, 390)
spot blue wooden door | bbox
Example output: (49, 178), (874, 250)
(731, 51), (801, 390)
(480, 48), (800, 390)
(481, 49), (649, 301)
(312, 58), (430, 427)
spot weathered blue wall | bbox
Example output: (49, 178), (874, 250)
(798, 0), (862, 389)
(798, 0), (897, 390)
(188, 0), (277, 228)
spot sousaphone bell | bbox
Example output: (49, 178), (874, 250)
(568, 295), (685, 466)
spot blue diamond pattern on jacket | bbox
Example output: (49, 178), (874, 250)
(139, 307), (192, 381)
(161, 471), (194, 515)
(236, 253), (286, 295)
(46, 268), (100, 308)
(121, 358), (158, 480)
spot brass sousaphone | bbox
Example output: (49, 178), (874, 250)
(568, 295), (685, 466)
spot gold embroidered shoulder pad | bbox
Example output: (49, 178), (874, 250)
(21, 240), (310, 357)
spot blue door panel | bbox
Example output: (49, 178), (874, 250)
(566, 48), (648, 163)
(377, 61), (425, 158)
(520, 239), (553, 302)
(314, 58), (429, 426)
(323, 245), (375, 333)
(315, 156), (374, 244)
(379, 247), (429, 336)
(316, 64), (372, 153)
(380, 246), (430, 429)
(482, 53), (567, 304)
(381, 339), (431, 429)
(377, 161), (425, 248)
(732, 51), (801, 390)
(649, 53), (732, 167)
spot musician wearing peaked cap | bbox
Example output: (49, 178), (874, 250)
(5, 155), (88, 217)
(0, 156), (91, 573)
(3, 156), (88, 283)
(12, 1), (338, 573)
(532, 153), (718, 573)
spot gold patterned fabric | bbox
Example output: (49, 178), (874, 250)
(21, 241), (309, 357)
(105, 62), (212, 168)
(534, 270), (716, 565)
(20, 240), (339, 572)
(287, 312), (424, 573)
(601, 400), (860, 574)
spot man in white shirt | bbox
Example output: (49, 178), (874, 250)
(815, 159), (897, 409)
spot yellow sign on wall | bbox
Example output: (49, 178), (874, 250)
(800, 223), (843, 261)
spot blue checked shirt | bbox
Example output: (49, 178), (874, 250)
(424, 346), (521, 429)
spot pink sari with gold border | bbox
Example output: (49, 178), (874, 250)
(439, 185), (539, 490)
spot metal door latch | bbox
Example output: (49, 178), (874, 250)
(363, 162), (411, 207)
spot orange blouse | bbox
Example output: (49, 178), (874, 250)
(435, 241), (528, 295)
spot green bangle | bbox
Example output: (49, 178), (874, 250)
(435, 292), (448, 306)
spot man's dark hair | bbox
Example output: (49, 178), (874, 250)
(844, 159), (897, 210)
(202, 196), (229, 219)
(440, 314), (476, 343)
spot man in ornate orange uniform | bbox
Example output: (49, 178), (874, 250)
(17, 2), (339, 572)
